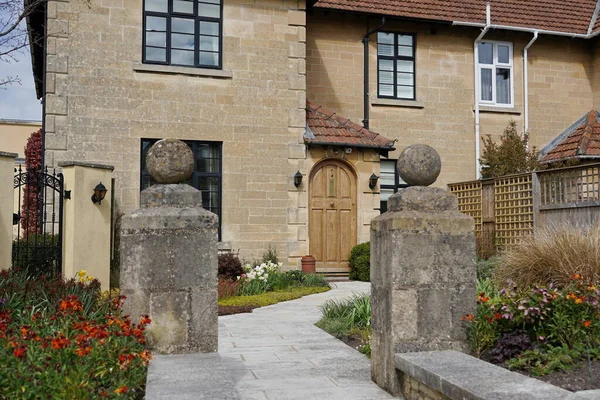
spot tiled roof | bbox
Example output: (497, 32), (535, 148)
(539, 110), (600, 163)
(305, 101), (396, 150)
(312, 0), (599, 36)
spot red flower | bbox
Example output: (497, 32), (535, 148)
(139, 350), (152, 364)
(583, 320), (592, 328)
(51, 335), (70, 349)
(461, 314), (474, 321)
(13, 346), (26, 358)
(75, 346), (92, 357)
(114, 386), (128, 394)
(139, 315), (152, 325)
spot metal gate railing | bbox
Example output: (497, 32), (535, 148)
(12, 165), (64, 277)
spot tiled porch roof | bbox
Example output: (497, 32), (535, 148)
(312, 0), (600, 36)
(539, 110), (600, 163)
(305, 101), (396, 151)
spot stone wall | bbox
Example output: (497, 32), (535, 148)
(400, 374), (450, 400)
(44, 0), (307, 264)
(306, 12), (594, 185)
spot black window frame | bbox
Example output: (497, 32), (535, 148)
(142, 0), (223, 69)
(377, 32), (416, 100)
(379, 159), (408, 213)
(140, 139), (223, 239)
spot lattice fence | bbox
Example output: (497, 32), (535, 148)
(448, 180), (482, 232)
(539, 164), (600, 205)
(493, 174), (533, 249)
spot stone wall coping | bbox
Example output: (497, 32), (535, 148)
(132, 62), (233, 79)
(371, 98), (425, 109)
(58, 161), (115, 171)
(395, 350), (577, 400)
(0, 151), (18, 159)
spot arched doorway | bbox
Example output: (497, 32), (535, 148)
(309, 159), (357, 273)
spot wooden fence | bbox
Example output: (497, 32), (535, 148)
(449, 163), (600, 256)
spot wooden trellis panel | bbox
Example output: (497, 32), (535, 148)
(448, 181), (483, 232)
(494, 173), (533, 249)
(539, 165), (600, 206)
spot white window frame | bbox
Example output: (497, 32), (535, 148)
(477, 41), (514, 107)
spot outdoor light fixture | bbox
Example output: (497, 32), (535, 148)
(91, 182), (108, 205)
(369, 173), (379, 189)
(294, 171), (303, 188)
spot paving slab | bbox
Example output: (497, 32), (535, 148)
(146, 281), (395, 399)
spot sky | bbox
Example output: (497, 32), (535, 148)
(0, 15), (42, 122)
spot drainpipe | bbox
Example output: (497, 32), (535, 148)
(363, 17), (386, 130)
(523, 31), (539, 151)
(474, 2), (491, 179)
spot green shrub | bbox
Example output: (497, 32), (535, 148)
(349, 242), (370, 282)
(477, 256), (500, 281)
(11, 233), (60, 277)
(218, 286), (330, 307)
(318, 293), (371, 329)
(261, 245), (279, 264)
(301, 273), (329, 287)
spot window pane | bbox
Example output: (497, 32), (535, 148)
(397, 72), (413, 86)
(201, 0), (220, 3)
(397, 35), (412, 46)
(379, 84), (394, 97)
(171, 33), (195, 49)
(200, 36), (219, 51)
(397, 45), (412, 57)
(173, 0), (193, 13)
(199, 51), (219, 66)
(498, 45), (510, 64)
(379, 70), (393, 85)
(397, 85), (414, 99)
(478, 42), (493, 64)
(198, 3), (220, 18)
(377, 44), (394, 57)
(496, 68), (511, 104)
(380, 161), (396, 186)
(197, 157), (219, 172)
(480, 68), (492, 101)
(145, 0), (167, 12)
(146, 32), (166, 47)
(380, 188), (394, 202)
(378, 32), (394, 45)
(172, 17), (194, 33)
(396, 60), (414, 73)
(146, 16), (166, 31)
(199, 21), (219, 36)
(145, 47), (166, 62)
(171, 49), (194, 65)
(379, 59), (393, 71)
(199, 176), (219, 192)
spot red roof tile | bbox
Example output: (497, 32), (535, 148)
(305, 101), (396, 150)
(540, 110), (600, 163)
(313, 0), (599, 36)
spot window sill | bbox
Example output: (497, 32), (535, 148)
(475, 105), (522, 115)
(132, 62), (233, 79)
(371, 98), (425, 109)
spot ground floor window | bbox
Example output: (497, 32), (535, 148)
(380, 159), (407, 213)
(140, 139), (222, 238)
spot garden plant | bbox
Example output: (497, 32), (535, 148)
(0, 269), (151, 399)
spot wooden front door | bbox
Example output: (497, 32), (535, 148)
(309, 160), (357, 272)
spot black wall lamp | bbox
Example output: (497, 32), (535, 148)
(369, 173), (379, 189)
(294, 171), (303, 188)
(91, 182), (108, 205)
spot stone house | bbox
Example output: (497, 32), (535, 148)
(25, 0), (600, 272)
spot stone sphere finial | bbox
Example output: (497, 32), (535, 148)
(397, 144), (441, 187)
(146, 139), (194, 184)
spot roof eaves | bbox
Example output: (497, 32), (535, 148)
(538, 112), (590, 159)
(588, 0), (600, 35)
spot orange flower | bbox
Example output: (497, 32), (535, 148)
(75, 346), (92, 357)
(572, 273), (583, 280)
(51, 335), (70, 349)
(114, 386), (128, 394)
(20, 326), (29, 339)
(575, 298), (584, 304)
(13, 346), (26, 358)
(139, 350), (152, 364)
(139, 315), (151, 325)
(583, 320), (592, 328)
(461, 314), (474, 321)
(567, 292), (577, 300)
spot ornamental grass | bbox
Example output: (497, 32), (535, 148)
(0, 269), (151, 399)
(494, 224), (600, 288)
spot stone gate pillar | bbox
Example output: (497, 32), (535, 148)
(0, 152), (17, 270)
(120, 139), (218, 354)
(370, 145), (476, 396)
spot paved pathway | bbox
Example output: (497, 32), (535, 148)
(147, 281), (396, 399)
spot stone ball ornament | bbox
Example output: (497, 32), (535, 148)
(146, 139), (194, 184)
(397, 144), (441, 187)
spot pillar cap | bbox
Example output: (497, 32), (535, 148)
(388, 186), (457, 212)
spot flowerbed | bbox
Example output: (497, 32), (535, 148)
(464, 275), (600, 379)
(0, 269), (151, 399)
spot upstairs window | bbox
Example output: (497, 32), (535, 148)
(379, 160), (408, 213)
(143, 0), (222, 68)
(377, 32), (416, 100)
(477, 41), (513, 106)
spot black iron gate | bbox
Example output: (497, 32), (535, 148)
(12, 165), (64, 277)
